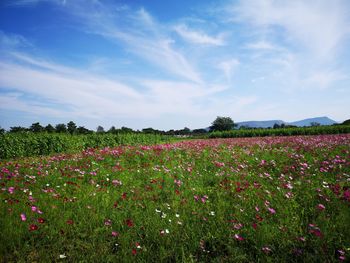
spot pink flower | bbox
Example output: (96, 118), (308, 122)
(174, 179), (182, 187)
(31, 206), (43, 214)
(8, 187), (15, 194)
(104, 219), (112, 226)
(262, 246), (271, 253)
(111, 231), (119, 237)
(255, 206), (260, 212)
(201, 195), (208, 203)
(233, 223), (243, 230)
(20, 213), (26, 221)
(267, 207), (276, 214)
(317, 204), (325, 211)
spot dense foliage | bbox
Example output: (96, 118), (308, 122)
(208, 125), (350, 138)
(209, 116), (235, 132)
(1, 135), (349, 262)
(0, 133), (171, 159)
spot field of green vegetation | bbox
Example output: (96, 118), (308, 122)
(0, 133), (171, 159)
(208, 125), (350, 139)
(1, 124), (349, 160)
(1, 134), (349, 262)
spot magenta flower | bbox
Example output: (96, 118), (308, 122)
(317, 204), (325, 211)
(267, 207), (276, 214)
(20, 213), (26, 221)
(104, 219), (112, 226)
(201, 195), (208, 203)
(343, 189), (350, 202)
(8, 187), (15, 194)
(111, 231), (119, 237)
(234, 234), (244, 241)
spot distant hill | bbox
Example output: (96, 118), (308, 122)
(235, 117), (337, 128)
(289, 117), (337, 127)
(236, 120), (285, 129)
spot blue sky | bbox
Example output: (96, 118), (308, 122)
(0, 0), (349, 130)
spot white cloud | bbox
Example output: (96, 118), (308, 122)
(304, 70), (346, 90)
(231, 0), (350, 60)
(217, 59), (240, 81)
(174, 24), (225, 46)
(245, 40), (278, 51)
(0, 31), (31, 49)
(0, 53), (229, 123)
(63, 2), (202, 83)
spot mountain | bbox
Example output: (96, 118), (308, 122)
(236, 120), (285, 128)
(289, 117), (337, 127)
(235, 117), (337, 128)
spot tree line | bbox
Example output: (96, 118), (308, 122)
(1, 117), (349, 136)
(0, 121), (204, 136)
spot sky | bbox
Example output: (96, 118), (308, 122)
(0, 0), (349, 131)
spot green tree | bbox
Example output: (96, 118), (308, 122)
(342, 119), (350, 125)
(0, 126), (5, 134)
(9, 126), (27, 133)
(120, 126), (133, 133)
(30, 122), (44, 133)
(192, 129), (207, 134)
(108, 126), (117, 134)
(209, 116), (235, 132)
(67, 121), (77, 134)
(55, 123), (67, 133)
(96, 126), (105, 133)
(77, 126), (92, 134)
(44, 124), (56, 133)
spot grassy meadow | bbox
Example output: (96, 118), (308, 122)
(1, 134), (350, 262)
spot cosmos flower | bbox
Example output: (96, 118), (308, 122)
(20, 213), (26, 221)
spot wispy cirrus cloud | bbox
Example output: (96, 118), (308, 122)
(224, 0), (350, 91)
(174, 24), (225, 46)
(60, 2), (203, 83)
(229, 0), (350, 59)
(0, 30), (31, 49)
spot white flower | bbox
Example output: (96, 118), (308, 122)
(175, 213), (180, 218)
(165, 229), (169, 234)
(59, 254), (67, 259)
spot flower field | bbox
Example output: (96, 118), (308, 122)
(1, 134), (350, 262)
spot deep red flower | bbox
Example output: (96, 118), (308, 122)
(132, 249), (137, 255)
(255, 214), (264, 222)
(37, 218), (45, 224)
(126, 219), (134, 227)
(29, 224), (38, 231)
(66, 219), (74, 225)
